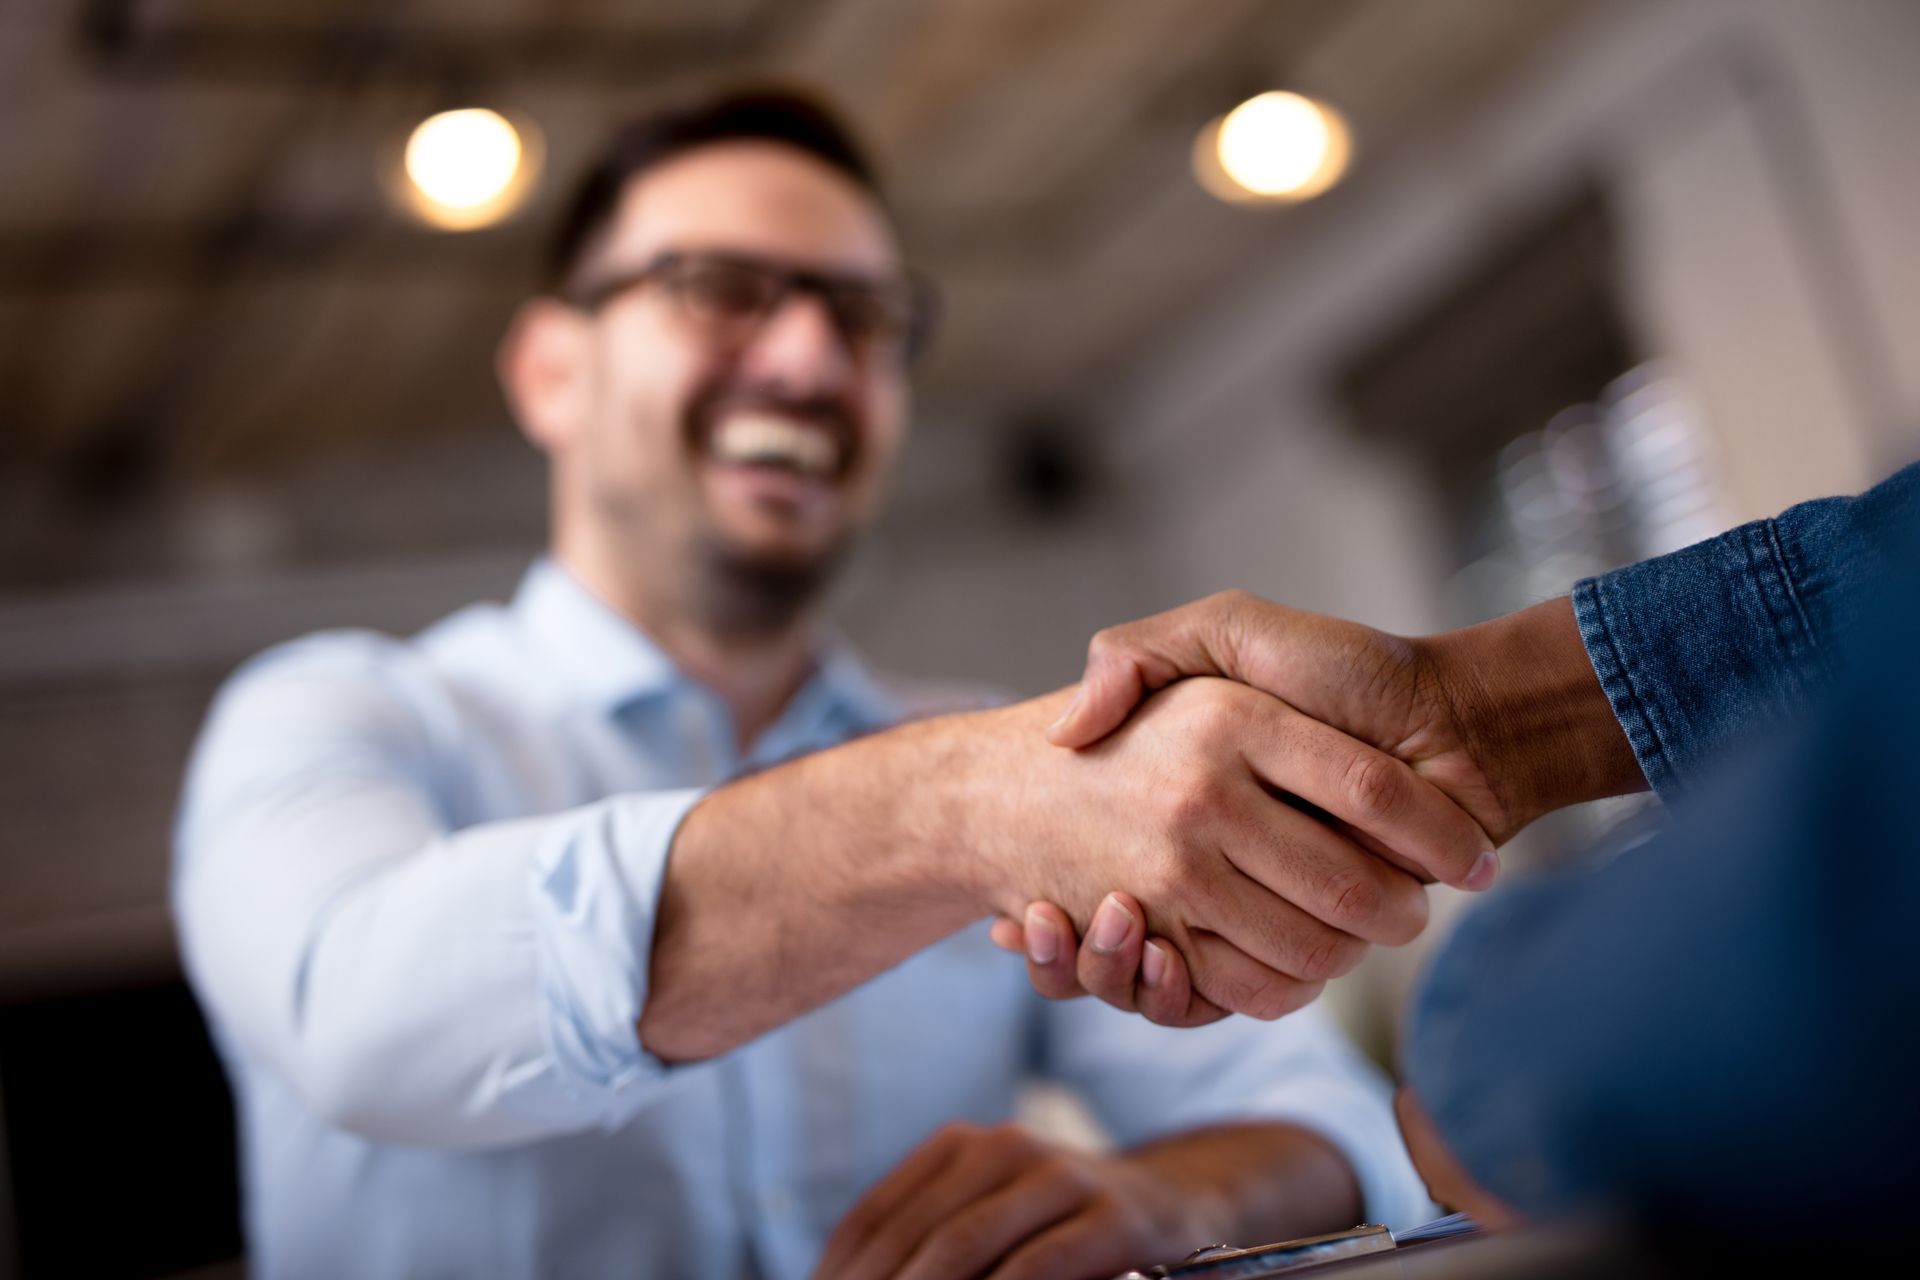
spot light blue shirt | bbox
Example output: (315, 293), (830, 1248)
(174, 559), (1428, 1279)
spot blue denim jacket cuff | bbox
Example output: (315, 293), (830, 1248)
(1571, 518), (1821, 802)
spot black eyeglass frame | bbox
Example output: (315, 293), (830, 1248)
(560, 249), (940, 365)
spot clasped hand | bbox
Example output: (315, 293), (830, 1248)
(988, 591), (1516, 1027)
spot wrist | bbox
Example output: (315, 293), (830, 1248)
(858, 712), (1002, 917)
(1422, 597), (1645, 833)
(928, 689), (1078, 918)
(1123, 1124), (1364, 1250)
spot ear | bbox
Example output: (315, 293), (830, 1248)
(497, 297), (592, 454)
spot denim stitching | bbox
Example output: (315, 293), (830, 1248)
(1762, 517), (1820, 694)
(1578, 577), (1673, 796)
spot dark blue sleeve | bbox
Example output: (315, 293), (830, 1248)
(1404, 555), (1920, 1234)
(1572, 459), (1920, 799)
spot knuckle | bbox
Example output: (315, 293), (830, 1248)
(1192, 683), (1243, 729)
(1297, 930), (1365, 982)
(1339, 749), (1404, 824)
(1215, 969), (1286, 1020)
(1208, 587), (1252, 614)
(1086, 625), (1125, 662)
(1250, 971), (1318, 1020)
(1162, 772), (1228, 832)
(1322, 866), (1382, 932)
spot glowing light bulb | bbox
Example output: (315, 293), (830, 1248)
(400, 108), (534, 230)
(1194, 91), (1351, 205)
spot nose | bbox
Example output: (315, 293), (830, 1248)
(737, 289), (855, 395)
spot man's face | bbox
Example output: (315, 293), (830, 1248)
(550, 141), (912, 585)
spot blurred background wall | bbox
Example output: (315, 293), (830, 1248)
(2, 1), (1918, 1274)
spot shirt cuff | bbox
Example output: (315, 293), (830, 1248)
(527, 786), (708, 1124)
(1571, 518), (1820, 801)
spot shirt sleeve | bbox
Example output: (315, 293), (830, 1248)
(1571, 459), (1920, 799)
(173, 633), (704, 1150)
(1037, 997), (1434, 1231)
(1403, 568), (1920, 1232)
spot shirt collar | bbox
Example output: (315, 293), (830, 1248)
(511, 557), (901, 732)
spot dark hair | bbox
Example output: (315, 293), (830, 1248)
(545, 87), (884, 291)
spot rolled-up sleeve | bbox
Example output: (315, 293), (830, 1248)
(1040, 998), (1433, 1231)
(174, 634), (704, 1148)
(1572, 460), (1920, 799)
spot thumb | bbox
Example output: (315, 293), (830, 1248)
(1045, 651), (1149, 748)
(1047, 597), (1250, 748)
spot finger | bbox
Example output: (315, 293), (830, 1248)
(1048, 594), (1255, 750)
(1179, 928), (1326, 1022)
(1024, 902), (1087, 1001)
(1195, 851), (1376, 984)
(985, 1206), (1135, 1280)
(1245, 701), (1493, 890)
(989, 916), (1024, 952)
(1138, 936), (1229, 1028)
(1075, 892), (1147, 1012)
(1214, 770), (1432, 947)
(897, 1161), (1087, 1280)
(836, 1128), (1039, 1280)
(817, 1124), (969, 1275)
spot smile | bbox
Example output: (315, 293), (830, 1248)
(707, 413), (844, 480)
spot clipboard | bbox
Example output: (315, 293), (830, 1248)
(1111, 1213), (1480, 1278)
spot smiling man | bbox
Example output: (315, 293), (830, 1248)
(173, 91), (1452, 1279)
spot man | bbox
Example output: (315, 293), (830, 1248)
(1000, 462), (1920, 1245)
(174, 91), (1458, 1278)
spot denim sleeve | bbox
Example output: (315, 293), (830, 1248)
(1404, 542), (1920, 1235)
(1572, 459), (1920, 798)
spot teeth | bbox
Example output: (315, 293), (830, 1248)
(709, 414), (839, 477)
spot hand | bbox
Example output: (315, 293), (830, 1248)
(813, 1123), (1227, 1280)
(987, 892), (1228, 1027)
(964, 678), (1494, 1022)
(1393, 1087), (1520, 1229)
(1048, 591), (1644, 852)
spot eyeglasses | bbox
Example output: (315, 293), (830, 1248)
(562, 250), (938, 365)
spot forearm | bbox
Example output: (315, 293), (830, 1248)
(1128, 1122), (1365, 1248)
(639, 703), (1045, 1061)
(1422, 597), (1646, 829)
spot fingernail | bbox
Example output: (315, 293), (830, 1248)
(1047, 688), (1085, 736)
(1088, 893), (1132, 954)
(1462, 849), (1501, 892)
(1024, 907), (1059, 965)
(1142, 941), (1168, 988)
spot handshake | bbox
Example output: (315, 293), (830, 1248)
(960, 588), (1641, 1028)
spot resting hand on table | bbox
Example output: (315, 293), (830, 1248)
(814, 1119), (1361, 1280)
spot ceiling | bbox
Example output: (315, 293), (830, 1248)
(0, 0), (1612, 589)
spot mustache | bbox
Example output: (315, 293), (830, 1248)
(682, 382), (860, 474)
